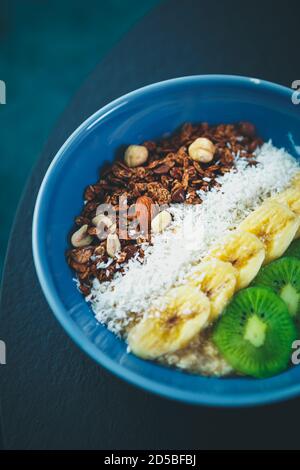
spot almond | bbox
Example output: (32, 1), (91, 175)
(135, 196), (158, 223)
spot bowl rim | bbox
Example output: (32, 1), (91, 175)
(32, 74), (300, 407)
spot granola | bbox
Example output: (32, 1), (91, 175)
(66, 122), (262, 296)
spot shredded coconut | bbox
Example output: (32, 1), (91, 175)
(89, 142), (300, 334)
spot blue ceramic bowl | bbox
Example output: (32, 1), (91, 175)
(33, 75), (300, 407)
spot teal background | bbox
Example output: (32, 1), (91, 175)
(0, 0), (160, 276)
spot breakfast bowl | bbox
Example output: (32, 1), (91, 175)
(32, 75), (300, 407)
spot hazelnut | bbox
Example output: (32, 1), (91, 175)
(71, 224), (93, 247)
(188, 137), (215, 163)
(106, 233), (121, 258)
(124, 145), (148, 168)
(151, 210), (172, 234)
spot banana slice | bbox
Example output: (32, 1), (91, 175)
(239, 201), (300, 264)
(290, 172), (300, 189)
(272, 187), (300, 238)
(127, 285), (210, 359)
(206, 230), (265, 290)
(188, 259), (237, 320)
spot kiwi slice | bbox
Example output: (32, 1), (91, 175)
(253, 257), (300, 325)
(285, 239), (300, 259)
(213, 287), (296, 378)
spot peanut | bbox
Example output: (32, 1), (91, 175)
(151, 210), (172, 234)
(71, 224), (93, 247)
(106, 233), (121, 258)
(92, 214), (116, 234)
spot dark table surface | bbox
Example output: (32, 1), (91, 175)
(1, 0), (300, 450)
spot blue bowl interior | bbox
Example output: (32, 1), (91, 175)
(33, 76), (300, 406)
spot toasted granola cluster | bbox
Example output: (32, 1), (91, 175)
(66, 122), (263, 295)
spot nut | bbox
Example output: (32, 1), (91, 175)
(106, 233), (121, 258)
(188, 137), (215, 163)
(124, 145), (149, 168)
(71, 225), (93, 247)
(151, 210), (172, 234)
(136, 195), (158, 220)
(92, 214), (116, 235)
(135, 196), (159, 237)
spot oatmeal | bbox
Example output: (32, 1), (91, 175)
(161, 328), (233, 377)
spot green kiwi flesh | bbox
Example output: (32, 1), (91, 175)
(253, 257), (300, 321)
(213, 287), (297, 378)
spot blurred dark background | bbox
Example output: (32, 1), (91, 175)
(0, 0), (161, 276)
